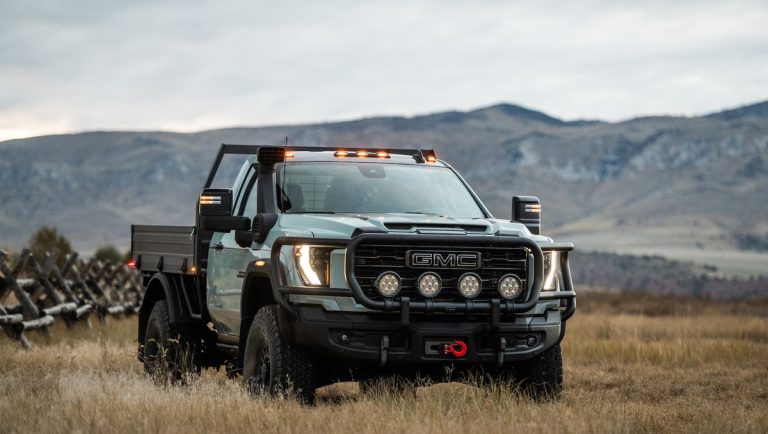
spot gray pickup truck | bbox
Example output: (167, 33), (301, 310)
(130, 145), (576, 402)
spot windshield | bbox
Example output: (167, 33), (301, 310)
(278, 162), (485, 218)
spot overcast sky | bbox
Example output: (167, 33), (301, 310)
(1, 0), (767, 142)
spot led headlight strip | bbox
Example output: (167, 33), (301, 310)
(543, 251), (559, 291)
(293, 245), (332, 287)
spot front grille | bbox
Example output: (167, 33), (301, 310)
(352, 242), (530, 303)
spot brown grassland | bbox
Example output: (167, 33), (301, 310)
(1, 292), (767, 434)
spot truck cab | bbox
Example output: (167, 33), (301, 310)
(131, 145), (576, 402)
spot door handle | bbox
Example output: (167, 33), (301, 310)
(214, 242), (224, 251)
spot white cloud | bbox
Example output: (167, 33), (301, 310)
(1, 0), (767, 141)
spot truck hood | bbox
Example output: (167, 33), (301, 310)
(277, 213), (552, 243)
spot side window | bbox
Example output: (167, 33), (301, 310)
(238, 172), (259, 217)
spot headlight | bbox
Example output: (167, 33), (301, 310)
(543, 251), (559, 291)
(293, 245), (334, 287)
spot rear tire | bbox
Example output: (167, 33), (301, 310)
(142, 300), (198, 383)
(243, 305), (317, 404)
(514, 344), (564, 399)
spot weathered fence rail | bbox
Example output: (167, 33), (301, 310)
(0, 248), (143, 348)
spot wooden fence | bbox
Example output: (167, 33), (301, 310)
(0, 248), (143, 348)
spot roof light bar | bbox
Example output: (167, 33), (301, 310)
(245, 145), (430, 162)
(333, 150), (391, 159)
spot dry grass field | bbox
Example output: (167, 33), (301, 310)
(1, 292), (767, 434)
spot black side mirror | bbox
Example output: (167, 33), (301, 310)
(512, 196), (541, 235)
(199, 188), (251, 232)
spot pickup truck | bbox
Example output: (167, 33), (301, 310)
(130, 145), (576, 402)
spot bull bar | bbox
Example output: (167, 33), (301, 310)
(270, 233), (576, 325)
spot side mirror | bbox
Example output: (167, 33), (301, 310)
(199, 188), (251, 232)
(512, 196), (541, 235)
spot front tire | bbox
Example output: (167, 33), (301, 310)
(514, 344), (564, 399)
(243, 305), (318, 404)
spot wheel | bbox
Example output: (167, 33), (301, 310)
(514, 344), (563, 399)
(243, 305), (317, 404)
(142, 300), (197, 383)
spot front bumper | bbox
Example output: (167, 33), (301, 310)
(291, 305), (565, 368)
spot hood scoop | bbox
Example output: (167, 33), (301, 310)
(384, 222), (489, 234)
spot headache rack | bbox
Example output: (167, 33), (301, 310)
(204, 144), (440, 190)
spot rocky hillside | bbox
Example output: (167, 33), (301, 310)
(1, 101), (766, 275)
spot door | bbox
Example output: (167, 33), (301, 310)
(207, 166), (259, 336)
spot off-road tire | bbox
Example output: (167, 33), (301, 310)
(243, 305), (317, 404)
(514, 343), (563, 399)
(143, 300), (197, 383)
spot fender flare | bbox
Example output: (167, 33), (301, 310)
(236, 260), (294, 370)
(138, 272), (196, 352)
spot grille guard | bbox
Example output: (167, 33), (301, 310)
(271, 234), (575, 319)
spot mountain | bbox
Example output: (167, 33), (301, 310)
(1, 101), (767, 276)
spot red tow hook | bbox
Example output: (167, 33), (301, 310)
(443, 339), (468, 358)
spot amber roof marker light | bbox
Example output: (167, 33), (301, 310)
(332, 149), (392, 159)
(416, 149), (438, 163)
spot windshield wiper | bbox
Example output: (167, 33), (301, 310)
(290, 211), (337, 214)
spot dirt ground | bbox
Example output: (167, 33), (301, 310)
(1, 293), (767, 434)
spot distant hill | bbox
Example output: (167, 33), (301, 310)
(570, 251), (768, 299)
(1, 101), (767, 277)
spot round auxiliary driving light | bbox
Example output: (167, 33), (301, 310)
(458, 273), (482, 298)
(375, 272), (401, 297)
(417, 272), (442, 298)
(497, 274), (522, 300)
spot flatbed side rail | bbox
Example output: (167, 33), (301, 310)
(131, 225), (195, 275)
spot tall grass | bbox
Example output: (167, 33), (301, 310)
(1, 293), (766, 434)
